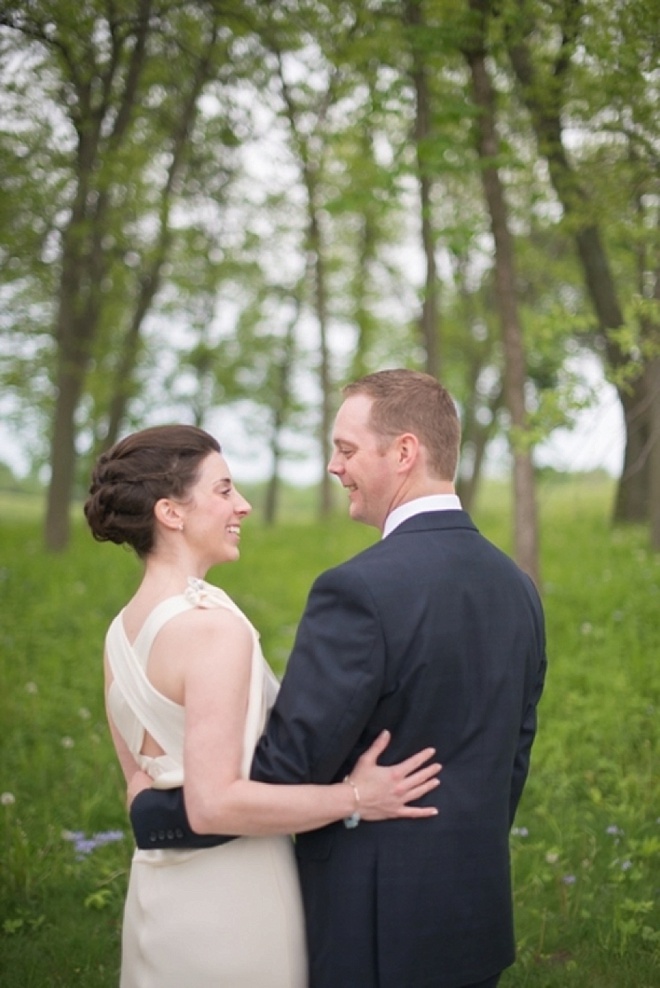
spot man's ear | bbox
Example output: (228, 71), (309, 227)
(394, 433), (420, 472)
(154, 498), (184, 532)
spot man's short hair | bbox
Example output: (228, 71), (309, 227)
(342, 369), (461, 480)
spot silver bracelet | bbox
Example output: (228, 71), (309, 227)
(343, 776), (361, 829)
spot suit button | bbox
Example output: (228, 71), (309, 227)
(148, 831), (157, 843)
(175, 828), (184, 839)
(157, 830), (165, 840)
(166, 829), (174, 840)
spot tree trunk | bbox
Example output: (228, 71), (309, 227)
(404, 0), (440, 378)
(463, 0), (540, 585)
(263, 436), (283, 526)
(349, 129), (378, 383)
(274, 52), (336, 519)
(44, 168), (108, 550)
(43, 0), (154, 549)
(44, 356), (87, 550)
(306, 188), (334, 518)
(456, 384), (503, 514)
(505, 8), (650, 523)
(264, 310), (298, 525)
(612, 374), (651, 522)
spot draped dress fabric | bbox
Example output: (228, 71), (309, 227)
(105, 578), (308, 988)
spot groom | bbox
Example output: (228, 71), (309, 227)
(131, 369), (546, 988)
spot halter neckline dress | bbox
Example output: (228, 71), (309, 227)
(105, 578), (307, 988)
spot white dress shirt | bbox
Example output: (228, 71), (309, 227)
(382, 494), (462, 539)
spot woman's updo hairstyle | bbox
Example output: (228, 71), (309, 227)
(84, 425), (221, 558)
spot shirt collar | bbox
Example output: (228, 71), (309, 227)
(382, 494), (462, 539)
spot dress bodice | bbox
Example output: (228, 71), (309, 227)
(105, 578), (279, 787)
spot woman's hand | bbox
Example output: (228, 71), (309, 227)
(347, 730), (441, 821)
(126, 769), (153, 809)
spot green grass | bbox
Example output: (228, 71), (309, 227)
(1, 477), (658, 986)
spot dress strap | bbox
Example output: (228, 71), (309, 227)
(132, 596), (193, 665)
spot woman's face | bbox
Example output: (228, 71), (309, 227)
(179, 451), (252, 567)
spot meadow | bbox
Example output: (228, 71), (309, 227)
(1, 477), (658, 986)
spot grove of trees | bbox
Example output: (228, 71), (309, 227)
(1, 0), (658, 576)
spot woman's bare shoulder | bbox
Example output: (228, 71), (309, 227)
(161, 602), (253, 658)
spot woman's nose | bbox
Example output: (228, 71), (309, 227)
(235, 492), (252, 515)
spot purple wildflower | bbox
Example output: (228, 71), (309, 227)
(63, 829), (124, 860)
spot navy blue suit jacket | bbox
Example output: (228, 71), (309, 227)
(131, 511), (546, 988)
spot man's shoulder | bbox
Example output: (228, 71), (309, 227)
(310, 535), (387, 592)
(315, 510), (482, 573)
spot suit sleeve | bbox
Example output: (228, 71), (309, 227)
(129, 787), (235, 849)
(509, 586), (547, 825)
(253, 565), (386, 786)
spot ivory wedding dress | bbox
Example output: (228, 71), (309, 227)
(105, 578), (308, 988)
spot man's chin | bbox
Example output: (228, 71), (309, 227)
(348, 502), (367, 525)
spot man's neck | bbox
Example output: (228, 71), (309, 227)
(382, 492), (462, 538)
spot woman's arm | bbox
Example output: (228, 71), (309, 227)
(166, 608), (439, 836)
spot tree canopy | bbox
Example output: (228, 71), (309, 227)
(0, 0), (658, 557)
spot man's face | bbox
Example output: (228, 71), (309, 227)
(328, 394), (398, 530)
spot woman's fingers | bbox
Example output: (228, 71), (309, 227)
(394, 760), (441, 812)
(394, 746), (438, 778)
(359, 729), (392, 765)
(359, 738), (440, 779)
(352, 735), (442, 820)
(400, 804), (439, 817)
(400, 761), (442, 789)
(400, 775), (441, 803)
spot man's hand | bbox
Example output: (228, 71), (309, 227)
(127, 769), (153, 809)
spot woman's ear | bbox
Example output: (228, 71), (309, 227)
(154, 498), (184, 532)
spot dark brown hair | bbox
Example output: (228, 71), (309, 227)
(342, 369), (461, 479)
(84, 425), (221, 558)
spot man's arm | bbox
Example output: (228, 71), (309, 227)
(130, 786), (235, 849)
(509, 589), (547, 826)
(253, 566), (385, 787)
